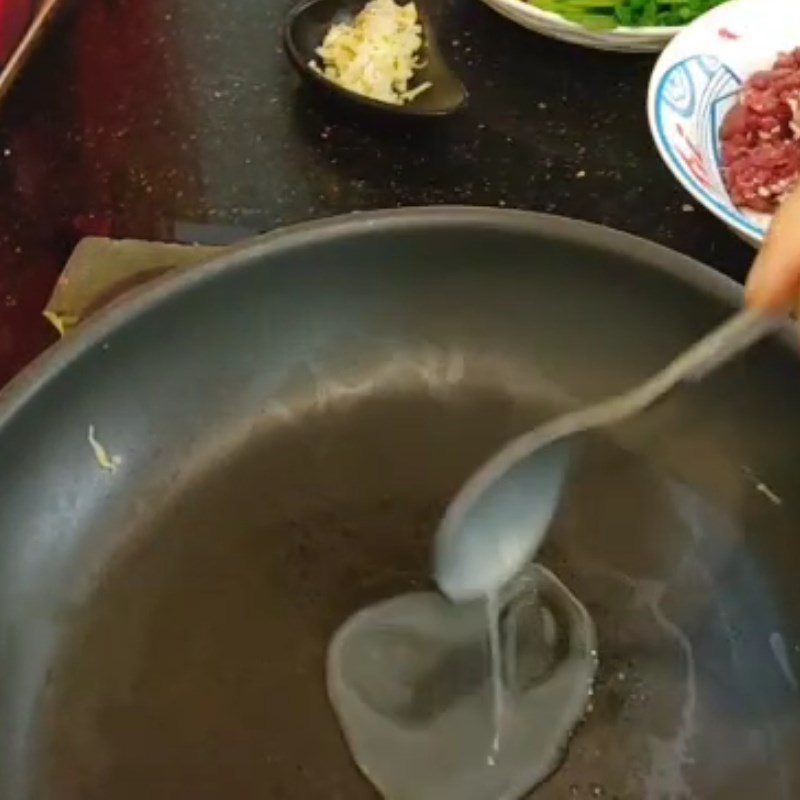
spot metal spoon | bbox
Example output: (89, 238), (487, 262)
(434, 308), (778, 603)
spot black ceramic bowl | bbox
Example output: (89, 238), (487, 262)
(284, 0), (467, 117)
(1, 209), (799, 798)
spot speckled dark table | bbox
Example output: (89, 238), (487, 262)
(0, 0), (753, 387)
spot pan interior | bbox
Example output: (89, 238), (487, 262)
(32, 375), (799, 800)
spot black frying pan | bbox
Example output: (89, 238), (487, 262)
(1, 208), (798, 799)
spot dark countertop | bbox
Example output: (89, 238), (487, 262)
(0, 0), (753, 387)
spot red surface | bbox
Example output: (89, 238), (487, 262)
(0, 0), (33, 64)
(0, 0), (193, 389)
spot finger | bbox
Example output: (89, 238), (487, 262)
(746, 187), (800, 313)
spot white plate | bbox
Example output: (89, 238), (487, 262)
(477, 0), (680, 53)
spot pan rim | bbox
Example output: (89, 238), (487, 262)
(0, 207), (777, 431)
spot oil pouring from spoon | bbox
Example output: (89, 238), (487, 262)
(486, 590), (503, 765)
(433, 308), (778, 765)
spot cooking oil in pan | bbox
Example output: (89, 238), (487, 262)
(327, 564), (598, 799)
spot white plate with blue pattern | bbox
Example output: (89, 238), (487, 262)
(648, 0), (800, 246)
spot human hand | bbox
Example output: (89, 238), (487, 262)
(746, 186), (800, 315)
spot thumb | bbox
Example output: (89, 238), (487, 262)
(746, 186), (800, 314)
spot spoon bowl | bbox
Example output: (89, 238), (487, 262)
(435, 437), (575, 603)
(284, 0), (467, 117)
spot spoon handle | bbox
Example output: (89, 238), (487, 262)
(462, 308), (779, 488)
(599, 307), (777, 427)
(657, 307), (777, 382)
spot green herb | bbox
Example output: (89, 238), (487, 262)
(530, 0), (728, 29)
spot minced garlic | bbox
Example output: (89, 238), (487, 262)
(312, 0), (431, 105)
